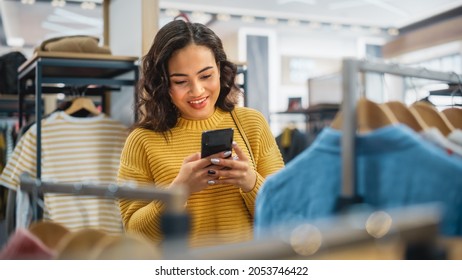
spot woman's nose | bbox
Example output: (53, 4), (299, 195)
(189, 81), (205, 95)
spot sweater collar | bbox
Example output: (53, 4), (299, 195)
(176, 107), (228, 131)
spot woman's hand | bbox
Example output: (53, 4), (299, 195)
(206, 142), (256, 192)
(170, 150), (230, 196)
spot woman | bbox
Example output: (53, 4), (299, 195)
(118, 20), (284, 248)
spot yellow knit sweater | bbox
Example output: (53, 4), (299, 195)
(118, 107), (284, 248)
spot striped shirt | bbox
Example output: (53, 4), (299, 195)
(0, 111), (128, 234)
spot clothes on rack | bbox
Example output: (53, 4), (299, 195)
(0, 228), (55, 260)
(255, 124), (462, 238)
(442, 108), (462, 130)
(275, 126), (308, 164)
(0, 111), (128, 233)
(0, 221), (161, 260)
(0, 119), (17, 223)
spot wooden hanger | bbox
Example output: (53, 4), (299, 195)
(55, 228), (108, 260)
(409, 101), (454, 136)
(442, 107), (462, 130)
(331, 98), (398, 133)
(29, 221), (70, 251)
(64, 97), (100, 116)
(383, 101), (427, 132)
(92, 233), (162, 260)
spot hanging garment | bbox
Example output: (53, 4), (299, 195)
(420, 127), (462, 157)
(0, 111), (128, 234)
(255, 124), (462, 238)
(276, 127), (308, 163)
(448, 129), (462, 147)
(0, 228), (54, 260)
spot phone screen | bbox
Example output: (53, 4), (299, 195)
(201, 128), (234, 158)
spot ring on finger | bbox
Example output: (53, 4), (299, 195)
(232, 155), (239, 160)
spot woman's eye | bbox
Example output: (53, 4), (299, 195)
(173, 80), (186, 85)
(201, 74), (212, 80)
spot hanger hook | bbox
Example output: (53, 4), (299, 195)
(80, 85), (89, 97)
(380, 73), (390, 102)
(449, 72), (462, 108)
(407, 77), (419, 104)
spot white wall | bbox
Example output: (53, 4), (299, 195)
(108, 0), (150, 127)
(271, 32), (360, 135)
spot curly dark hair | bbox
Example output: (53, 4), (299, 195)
(134, 20), (241, 135)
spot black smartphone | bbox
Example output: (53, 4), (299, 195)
(201, 128), (234, 158)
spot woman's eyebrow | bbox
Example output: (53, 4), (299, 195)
(170, 66), (214, 77)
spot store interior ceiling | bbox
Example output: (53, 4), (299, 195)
(0, 0), (462, 49)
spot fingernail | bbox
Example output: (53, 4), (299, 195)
(208, 170), (216, 175)
(223, 151), (232, 157)
(207, 180), (215, 185)
(232, 141), (237, 146)
(211, 158), (220, 164)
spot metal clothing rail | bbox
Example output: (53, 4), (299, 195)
(186, 203), (442, 260)
(19, 172), (186, 216)
(340, 58), (462, 206)
(20, 172), (190, 256)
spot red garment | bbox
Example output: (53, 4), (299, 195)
(0, 228), (55, 260)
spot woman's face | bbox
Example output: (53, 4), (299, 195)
(168, 44), (221, 120)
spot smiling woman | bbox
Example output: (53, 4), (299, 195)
(168, 44), (221, 120)
(117, 19), (284, 248)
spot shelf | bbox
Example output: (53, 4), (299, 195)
(18, 51), (139, 85)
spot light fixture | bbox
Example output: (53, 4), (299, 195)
(241, 15), (255, 23)
(21, 0), (35, 4)
(217, 13), (231, 22)
(387, 28), (399, 36)
(307, 21), (321, 29)
(287, 19), (300, 26)
(51, 0), (66, 7)
(165, 9), (180, 17)
(81, 1), (96, 10)
(7, 37), (25, 47)
(265, 17), (278, 25)
(160, 9), (391, 37)
(330, 23), (342, 30)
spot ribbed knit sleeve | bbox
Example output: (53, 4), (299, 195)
(118, 128), (165, 243)
(234, 107), (285, 216)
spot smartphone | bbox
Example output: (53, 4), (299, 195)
(201, 128), (234, 158)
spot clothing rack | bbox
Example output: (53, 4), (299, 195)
(17, 53), (139, 180)
(19, 172), (185, 214)
(339, 58), (462, 209)
(186, 203), (442, 260)
(19, 172), (190, 254)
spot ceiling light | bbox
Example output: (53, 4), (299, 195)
(288, 19), (300, 26)
(265, 17), (278, 25)
(241, 15), (255, 23)
(369, 26), (382, 35)
(278, 0), (317, 4)
(51, 0), (66, 7)
(217, 13), (231, 22)
(308, 21), (321, 29)
(81, 1), (96, 10)
(330, 23), (342, 30)
(7, 37), (25, 47)
(21, 0), (35, 4)
(165, 9), (180, 17)
(387, 28), (399, 36)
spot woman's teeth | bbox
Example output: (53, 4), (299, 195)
(189, 97), (207, 104)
